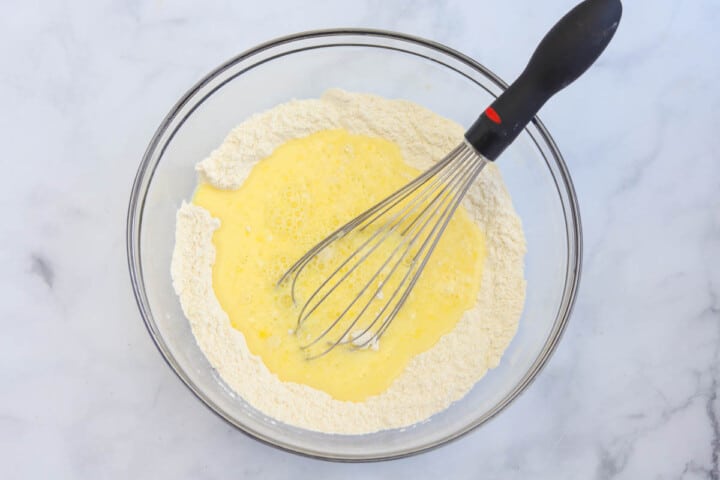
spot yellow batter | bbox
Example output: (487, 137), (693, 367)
(193, 129), (487, 402)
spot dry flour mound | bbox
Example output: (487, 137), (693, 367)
(172, 89), (526, 434)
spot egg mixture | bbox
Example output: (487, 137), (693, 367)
(193, 129), (487, 402)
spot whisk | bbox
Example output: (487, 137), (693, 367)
(279, 0), (622, 359)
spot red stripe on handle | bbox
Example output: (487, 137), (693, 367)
(485, 107), (502, 124)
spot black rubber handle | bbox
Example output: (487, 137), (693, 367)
(465, 0), (622, 160)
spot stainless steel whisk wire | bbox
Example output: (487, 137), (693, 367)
(278, 142), (487, 358)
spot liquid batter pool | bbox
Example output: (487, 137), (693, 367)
(193, 129), (487, 402)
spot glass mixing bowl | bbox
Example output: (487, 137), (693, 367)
(127, 29), (582, 461)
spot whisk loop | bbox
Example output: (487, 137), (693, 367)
(278, 142), (486, 359)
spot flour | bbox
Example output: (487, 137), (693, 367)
(172, 89), (526, 434)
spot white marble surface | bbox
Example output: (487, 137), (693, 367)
(2, 0), (718, 477)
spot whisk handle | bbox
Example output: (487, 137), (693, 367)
(465, 0), (622, 160)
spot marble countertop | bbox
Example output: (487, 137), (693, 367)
(2, 0), (718, 477)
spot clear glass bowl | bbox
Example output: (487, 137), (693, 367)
(127, 29), (582, 461)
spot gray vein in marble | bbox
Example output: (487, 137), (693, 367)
(30, 254), (54, 288)
(682, 461), (712, 480)
(706, 277), (720, 480)
(596, 445), (630, 479)
(600, 396), (704, 477)
(611, 116), (668, 197)
(707, 378), (719, 480)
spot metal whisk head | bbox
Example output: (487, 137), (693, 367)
(277, 141), (487, 359)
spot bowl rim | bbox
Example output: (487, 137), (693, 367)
(127, 28), (583, 462)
